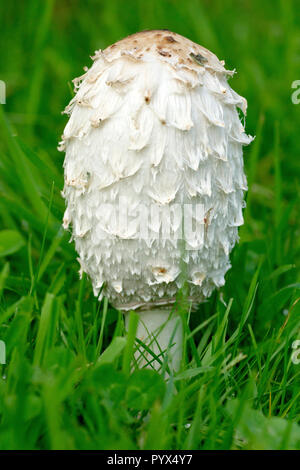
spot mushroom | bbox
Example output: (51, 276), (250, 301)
(60, 30), (253, 372)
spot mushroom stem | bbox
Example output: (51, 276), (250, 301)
(125, 308), (183, 372)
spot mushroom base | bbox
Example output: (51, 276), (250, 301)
(125, 308), (183, 372)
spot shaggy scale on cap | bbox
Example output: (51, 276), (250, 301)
(60, 30), (253, 312)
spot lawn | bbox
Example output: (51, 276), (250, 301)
(0, 0), (299, 450)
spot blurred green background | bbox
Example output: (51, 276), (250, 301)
(0, 0), (299, 450)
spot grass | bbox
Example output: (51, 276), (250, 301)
(0, 0), (299, 450)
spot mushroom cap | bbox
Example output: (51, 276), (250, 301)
(60, 30), (253, 310)
(102, 30), (228, 75)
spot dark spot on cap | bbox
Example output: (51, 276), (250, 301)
(165, 35), (177, 43)
(158, 49), (171, 57)
(190, 52), (208, 65)
(158, 267), (167, 274)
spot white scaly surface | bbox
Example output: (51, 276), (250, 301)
(60, 30), (253, 311)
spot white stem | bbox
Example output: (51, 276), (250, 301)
(125, 308), (183, 372)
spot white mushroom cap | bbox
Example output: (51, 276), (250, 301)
(60, 30), (253, 311)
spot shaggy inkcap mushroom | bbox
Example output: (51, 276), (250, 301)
(60, 30), (253, 371)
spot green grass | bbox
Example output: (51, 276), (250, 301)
(0, 0), (299, 450)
